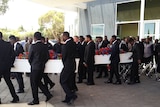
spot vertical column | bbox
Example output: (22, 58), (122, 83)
(155, 22), (159, 39)
(139, 0), (145, 40)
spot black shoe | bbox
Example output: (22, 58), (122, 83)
(10, 97), (19, 103)
(16, 89), (24, 93)
(67, 95), (78, 105)
(62, 99), (69, 103)
(0, 98), (1, 104)
(50, 83), (55, 89)
(87, 83), (95, 85)
(113, 81), (122, 85)
(77, 81), (83, 83)
(28, 101), (39, 105)
(105, 80), (112, 84)
(128, 82), (135, 85)
(135, 80), (140, 83)
(103, 75), (108, 78)
(46, 95), (53, 102)
(96, 76), (102, 78)
(72, 88), (78, 92)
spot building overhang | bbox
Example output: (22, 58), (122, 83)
(29, 0), (95, 12)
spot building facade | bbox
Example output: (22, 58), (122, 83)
(79, 0), (160, 40)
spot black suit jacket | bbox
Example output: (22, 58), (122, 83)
(84, 41), (95, 65)
(28, 41), (49, 71)
(110, 41), (120, 63)
(61, 39), (76, 71)
(15, 42), (24, 56)
(79, 42), (87, 62)
(0, 40), (15, 73)
(100, 41), (107, 48)
(131, 43), (141, 62)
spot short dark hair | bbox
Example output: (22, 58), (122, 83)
(34, 32), (42, 40)
(9, 35), (16, 41)
(112, 35), (117, 40)
(129, 38), (134, 43)
(86, 35), (92, 40)
(0, 32), (2, 38)
(63, 31), (70, 37)
(79, 36), (84, 40)
(41, 36), (45, 41)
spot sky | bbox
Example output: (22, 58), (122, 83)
(0, 0), (57, 31)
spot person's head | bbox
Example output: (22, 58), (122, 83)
(124, 37), (129, 43)
(9, 35), (16, 45)
(62, 31), (70, 42)
(0, 32), (3, 40)
(45, 37), (49, 43)
(145, 38), (150, 43)
(110, 35), (117, 43)
(155, 39), (159, 44)
(129, 38), (135, 46)
(104, 35), (108, 41)
(16, 37), (20, 42)
(41, 36), (45, 43)
(85, 35), (92, 42)
(98, 37), (103, 43)
(73, 36), (79, 43)
(135, 36), (139, 41)
(28, 38), (33, 44)
(34, 32), (42, 42)
(25, 37), (28, 42)
(79, 36), (85, 42)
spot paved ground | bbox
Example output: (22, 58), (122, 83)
(0, 73), (160, 107)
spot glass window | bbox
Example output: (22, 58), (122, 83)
(145, 0), (160, 20)
(144, 23), (155, 38)
(91, 24), (105, 38)
(117, 1), (140, 22)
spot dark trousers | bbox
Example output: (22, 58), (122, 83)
(2, 72), (18, 99)
(69, 73), (78, 91)
(97, 65), (108, 77)
(78, 61), (86, 82)
(143, 56), (153, 64)
(86, 64), (94, 84)
(43, 73), (54, 88)
(130, 61), (139, 82)
(15, 72), (24, 90)
(109, 62), (120, 82)
(157, 62), (160, 73)
(60, 68), (75, 100)
(30, 70), (51, 102)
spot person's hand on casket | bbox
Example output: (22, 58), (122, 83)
(138, 59), (141, 64)
(0, 76), (2, 82)
(129, 56), (132, 60)
(83, 62), (88, 67)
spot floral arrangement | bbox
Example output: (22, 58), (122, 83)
(95, 47), (111, 55)
(17, 51), (62, 59)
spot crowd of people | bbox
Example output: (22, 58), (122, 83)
(0, 30), (160, 105)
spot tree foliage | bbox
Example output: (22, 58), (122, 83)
(0, 0), (9, 15)
(38, 10), (64, 39)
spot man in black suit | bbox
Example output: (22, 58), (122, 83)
(128, 38), (141, 84)
(0, 32), (19, 103)
(96, 36), (108, 78)
(28, 32), (53, 105)
(9, 35), (25, 93)
(107, 35), (121, 84)
(60, 32), (77, 105)
(77, 36), (87, 83)
(84, 35), (95, 85)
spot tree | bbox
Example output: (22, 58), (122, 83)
(0, 0), (9, 15)
(38, 10), (64, 39)
(17, 25), (25, 32)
